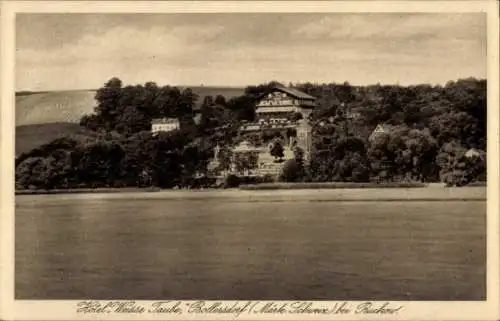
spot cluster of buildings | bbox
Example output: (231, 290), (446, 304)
(150, 85), (317, 177)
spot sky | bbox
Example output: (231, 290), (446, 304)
(16, 13), (486, 91)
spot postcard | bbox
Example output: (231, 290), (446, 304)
(1, 1), (499, 320)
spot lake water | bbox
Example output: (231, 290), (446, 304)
(15, 189), (486, 300)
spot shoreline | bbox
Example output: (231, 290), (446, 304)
(15, 186), (486, 202)
(15, 187), (162, 195)
(15, 181), (487, 196)
(239, 182), (430, 190)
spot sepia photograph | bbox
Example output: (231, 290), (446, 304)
(1, 1), (499, 320)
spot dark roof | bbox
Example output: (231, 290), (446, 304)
(273, 86), (317, 100)
(151, 117), (179, 124)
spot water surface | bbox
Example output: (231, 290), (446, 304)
(16, 190), (486, 300)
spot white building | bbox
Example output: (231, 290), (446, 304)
(151, 118), (180, 134)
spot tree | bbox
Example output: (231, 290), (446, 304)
(309, 132), (370, 182)
(367, 132), (393, 181)
(293, 146), (305, 163)
(216, 146), (233, 172)
(280, 159), (301, 182)
(16, 157), (48, 189)
(291, 112), (303, 122)
(270, 140), (284, 162)
(79, 114), (103, 132)
(436, 141), (485, 186)
(429, 111), (482, 148)
(233, 152), (258, 174)
(115, 105), (150, 134)
(92, 77), (123, 132)
(76, 138), (125, 187)
(214, 95), (227, 106)
(119, 131), (157, 186)
(226, 95), (256, 122)
(367, 126), (438, 182)
(280, 146), (306, 182)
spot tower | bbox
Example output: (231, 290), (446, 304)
(296, 119), (313, 163)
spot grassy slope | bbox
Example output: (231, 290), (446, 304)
(15, 122), (88, 156)
(16, 90), (98, 126)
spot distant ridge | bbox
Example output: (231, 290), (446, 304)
(15, 89), (96, 96)
(15, 86), (245, 126)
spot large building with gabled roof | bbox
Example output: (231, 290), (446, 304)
(254, 86), (318, 124)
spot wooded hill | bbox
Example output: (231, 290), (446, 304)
(15, 77), (486, 189)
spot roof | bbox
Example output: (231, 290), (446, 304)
(465, 148), (486, 158)
(273, 86), (317, 100)
(369, 123), (403, 138)
(151, 117), (179, 124)
(371, 124), (389, 134)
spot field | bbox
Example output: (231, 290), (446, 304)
(16, 90), (98, 126)
(15, 122), (89, 156)
(15, 189), (486, 300)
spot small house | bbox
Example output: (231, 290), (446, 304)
(465, 148), (486, 159)
(151, 118), (180, 134)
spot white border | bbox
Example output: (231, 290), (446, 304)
(1, 1), (499, 320)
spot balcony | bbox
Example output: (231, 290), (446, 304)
(239, 120), (300, 132)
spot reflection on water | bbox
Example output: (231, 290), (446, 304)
(16, 194), (486, 300)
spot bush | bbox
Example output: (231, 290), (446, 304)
(239, 182), (427, 190)
(280, 159), (304, 182)
(223, 174), (241, 188)
(245, 174), (276, 185)
(189, 176), (216, 188)
(261, 174), (276, 183)
(270, 140), (284, 161)
(291, 112), (303, 122)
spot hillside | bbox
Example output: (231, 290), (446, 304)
(16, 86), (245, 126)
(15, 122), (89, 156)
(16, 90), (97, 126)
